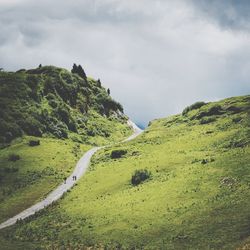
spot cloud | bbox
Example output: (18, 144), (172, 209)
(191, 0), (250, 31)
(0, 0), (250, 126)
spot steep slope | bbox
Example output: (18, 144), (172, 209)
(0, 65), (132, 226)
(0, 65), (130, 145)
(1, 95), (249, 249)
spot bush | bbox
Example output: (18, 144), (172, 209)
(196, 105), (223, 119)
(200, 116), (216, 124)
(46, 119), (68, 139)
(201, 159), (208, 164)
(131, 169), (151, 186)
(8, 153), (21, 161)
(29, 140), (40, 146)
(232, 117), (242, 123)
(96, 93), (124, 115)
(57, 105), (70, 125)
(68, 121), (78, 132)
(225, 105), (242, 114)
(18, 116), (43, 137)
(60, 129), (68, 139)
(0, 119), (23, 142)
(209, 105), (223, 115)
(46, 93), (56, 100)
(4, 132), (13, 143)
(182, 102), (206, 115)
(48, 99), (58, 108)
(111, 149), (127, 159)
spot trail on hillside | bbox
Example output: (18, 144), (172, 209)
(0, 120), (143, 230)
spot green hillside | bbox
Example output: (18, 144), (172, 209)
(0, 65), (132, 226)
(1, 95), (249, 249)
(0, 65), (130, 145)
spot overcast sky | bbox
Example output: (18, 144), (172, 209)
(1, 0), (250, 126)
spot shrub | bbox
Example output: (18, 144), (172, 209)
(18, 116), (43, 137)
(131, 169), (151, 186)
(57, 105), (70, 125)
(111, 149), (127, 159)
(8, 153), (21, 161)
(228, 138), (249, 148)
(4, 132), (13, 143)
(61, 71), (73, 85)
(68, 121), (78, 132)
(46, 119), (68, 139)
(29, 140), (40, 146)
(44, 77), (56, 95)
(209, 105), (223, 115)
(225, 105), (242, 113)
(46, 93), (56, 100)
(200, 116), (216, 124)
(182, 102), (206, 115)
(232, 117), (242, 123)
(60, 128), (68, 139)
(87, 128), (97, 137)
(201, 159), (209, 164)
(196, 105), (223, 119)
(96, 93), (124, 115)
(48, 99), (58, 108)
(0, 119), (23, 142)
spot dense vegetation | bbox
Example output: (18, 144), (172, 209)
(0, 65), (127, 145)
(1, 95), (249, 249)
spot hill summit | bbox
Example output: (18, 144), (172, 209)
(0, 65), (129, 145)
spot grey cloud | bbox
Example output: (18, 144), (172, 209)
(191, 0), (250, 31)
(0, 0), (250, 126)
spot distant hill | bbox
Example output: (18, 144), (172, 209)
(0, 65), (129, 145)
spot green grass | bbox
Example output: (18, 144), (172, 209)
(0, 136), (91, 223)
(1, 95), (249, 249)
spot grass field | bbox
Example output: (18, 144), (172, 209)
(0, 95), (249, 249)
(0, 136), (91, 223)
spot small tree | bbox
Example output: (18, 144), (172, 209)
(77, 65), (87, 79)
(71, 64), (87, 80)
(39, 64), (42, 68)
(107, 88), (110, 95)
(97, 79), (101, 87)
(71, 63), (78, 74)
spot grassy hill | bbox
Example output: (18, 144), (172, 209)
(0, 65), (132, 227)
(0, 65), (130, 145)
(1, 94), (249, 249)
